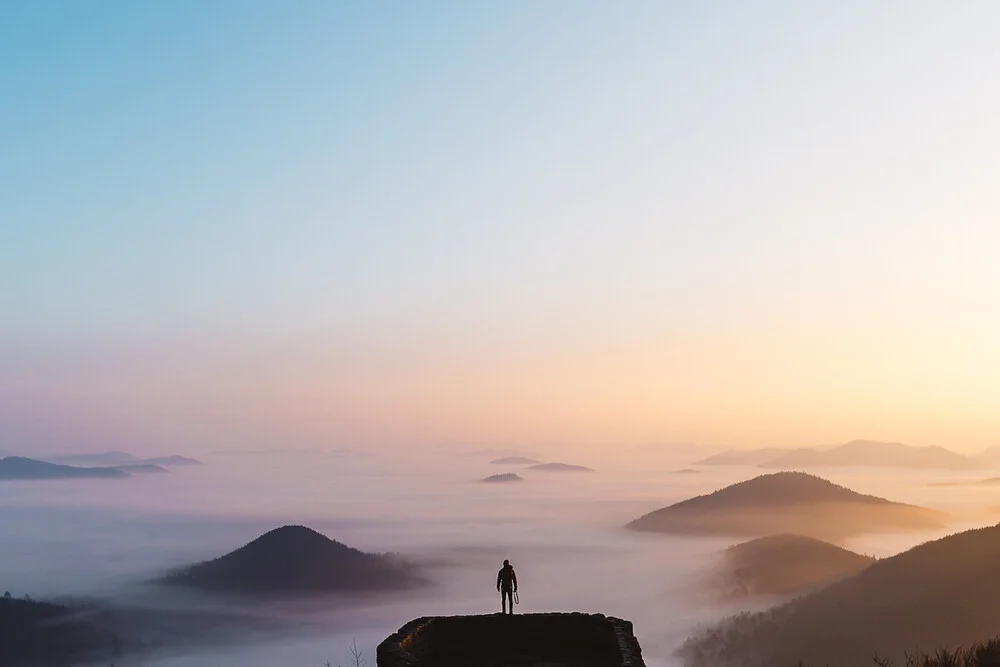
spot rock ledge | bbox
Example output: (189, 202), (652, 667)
(377, 612), (645, 667)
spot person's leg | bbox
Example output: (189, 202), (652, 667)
(502, 589), (512, 614)
(501, 589), (507, 614)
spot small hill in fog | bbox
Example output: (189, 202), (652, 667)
(47, 451), (140, 466)
(0, 595), (120, 666)
(695, 448), (794, 466)
(672, 468), (701, 474)
(527, 462), (594, 473)
(761, 440), (978, 470)
(713, 534), (874, 599)
(0, 457), (130, 480)
(489, 456), (540, 465)
(162, 525), (422, 594)
(698, 441), (979, 470)
(143, 455), (201, 466)
(679, 524), (1000, 667)
(113, 464), (168, 474)
(482, 473), (524, 483)
(626, 472), (945, 540)
(47, 452), (202, 467)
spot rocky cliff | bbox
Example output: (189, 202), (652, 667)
(378, 613), (645, 667)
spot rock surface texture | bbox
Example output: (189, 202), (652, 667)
(377, 613), (645, 667)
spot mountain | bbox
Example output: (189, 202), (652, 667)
(143, 455), (201, 466)
(526, 463), (594, 473)
(46, 452), (201, 467)
(0, 595), (120, 666)
(698, 441), (980, 470)
(114, 464), (168, 474)
(0, 457), (130, 480)
(46, 451), (140, 466)
(760, 440), (979, 470)
(162, 525), (423, 594)
(626, 472), (946, 541)
(712, 534), (874, 599)
(489, 456), (540, 465)
(694, 448), (794, 466)
(482, 473), (524, 483)
(679, 523), (1000, 667)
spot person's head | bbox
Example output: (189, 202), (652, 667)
(503, 559), (510, 567)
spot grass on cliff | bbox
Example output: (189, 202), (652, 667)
(785, 639), (1000, 667)
(870, 639), (1000, 667)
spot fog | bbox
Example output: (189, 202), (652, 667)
(2, 448), (993, 667)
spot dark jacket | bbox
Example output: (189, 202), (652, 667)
(497, 565), (517, 591)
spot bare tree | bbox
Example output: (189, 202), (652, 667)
(349, 640), (366, 667)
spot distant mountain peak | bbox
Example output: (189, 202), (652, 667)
(162, 524), (422, 594)
(0, 457), (130, 480)
(761, 440), (977, 470)
(489, 456), (540, 465)
(626, 471), (945, 540)
(241, 525), (343, 550)
(526, 462), (594, 472)
(41, 452), (202, 467)
(669, 471), (891, 509)
(482, 473), (524, 483)
(697, 441), (979, 470)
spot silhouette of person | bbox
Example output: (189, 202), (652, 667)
(496, 559), (518, 614)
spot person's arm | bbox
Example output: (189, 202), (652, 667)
(512, 569), (518, 592)
(497, 570), (501, 591)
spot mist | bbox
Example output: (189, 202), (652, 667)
(3, 446), (989, 667)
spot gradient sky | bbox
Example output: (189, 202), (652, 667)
(2, 2), (999, 456)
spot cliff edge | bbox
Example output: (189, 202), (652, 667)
(378, 613), (644, 667)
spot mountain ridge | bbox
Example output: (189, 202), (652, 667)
(680, 523), (1000, 667)
(46, 452), (202, 467)
(695, 440), (979, 470)
(714, 533), (875, 598)
(626, 472), (946, 540)
(0, 457), (131, 480)
(161, 525), (423, 594)
(526, 462), (594, 473)
(762, 440), (978, 470)
(0, 595), (121, 666)
(489, 456), (540, 465)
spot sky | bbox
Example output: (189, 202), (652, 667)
(2, 1), (999, 456)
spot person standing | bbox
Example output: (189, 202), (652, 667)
(496, 559), (518, 614)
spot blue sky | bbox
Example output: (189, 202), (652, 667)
(2, 2), (999, 454)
